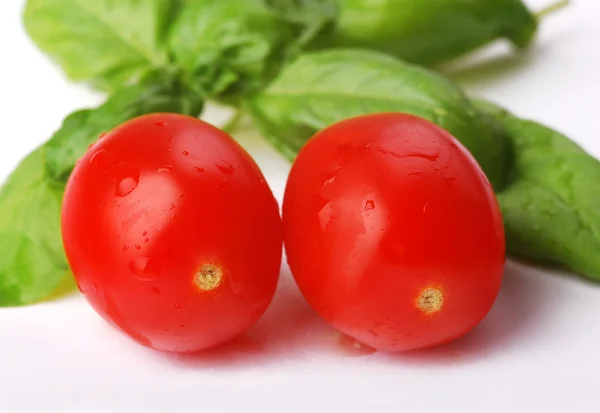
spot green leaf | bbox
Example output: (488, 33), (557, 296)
(309, 0), (538, 66)
(45, 73), (204, 182)
(264, 0), (338, 47)
(0, 77), (203, 306)
(0, 147), (67, 306)
(168, 0), (295, 99)
(247, 49), (512, 190)
(23, 0), (178, 92)
(476, 100), (600, 280)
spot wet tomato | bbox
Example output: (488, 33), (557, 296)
(62, 113), (282, 352)
(283, 113), (505, 352)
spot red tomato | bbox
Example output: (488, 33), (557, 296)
(283, 113), (505, 352)
(62, 113), (282, 353)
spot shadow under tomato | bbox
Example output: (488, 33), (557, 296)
(381, 260), (567, 365)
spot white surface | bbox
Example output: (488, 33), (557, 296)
(1, 1), (600, 412)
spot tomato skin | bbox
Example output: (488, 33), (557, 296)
(62, 113), (282, 353)
(283, 113), (505, 352)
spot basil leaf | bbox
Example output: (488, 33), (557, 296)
(168, 0), (295, 99)
(264, 0), (338, 47)
(45, 73), (203, 182)
(310, 0), (538, 66)
(0, 147), (67, 306)
(23, 0), (178, 92)
(476, 100), (600, 280)
(247, 49), (512, 190)
(0, 79), (203, 306)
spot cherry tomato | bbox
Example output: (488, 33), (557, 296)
(283, 113), (505, 352)
(62, 113), (282, 352)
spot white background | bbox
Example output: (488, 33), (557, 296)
(1, 1), (600, 412)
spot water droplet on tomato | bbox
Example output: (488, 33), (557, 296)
(144, 238), (149, 243)
(155, 120), (167, 127)
(364, 200), (375, 211)
(129, 257), (161, 281)
(89, 149), (109, 167)
(96, 288), (109, 312)
(318, 202), (332, 230)
(157, 167), (171, 173)
(142, 231), (147, 236)
(77, 283), (86, 294)
(175, 303), (181, 310)
(320, 175), (337, 200)
(321, 176), (336, 190)
(408, 152), (439, 161)
(122, 245), (129, 252)
(182, 150), (190, 156)
(194, 167), (204, 173)
(88, 142), (95, 150)
(135, 244), (141, 250)
(111, 163), (140, 196)
(115, 176), (139, 197)
(216, 160), (234, 175)
(98, 132), (107, 139)
(152, 287), (161, 296)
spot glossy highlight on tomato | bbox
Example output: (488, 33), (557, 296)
(61, 113), (282, 352)
(283, 113), (505, 352)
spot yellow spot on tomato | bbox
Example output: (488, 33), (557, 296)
(194, 264), (223, 291)
(417, 287), (443, 314)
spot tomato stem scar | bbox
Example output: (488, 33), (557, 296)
(417, 288), (443, 313)
(195, 264), (223, 291)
